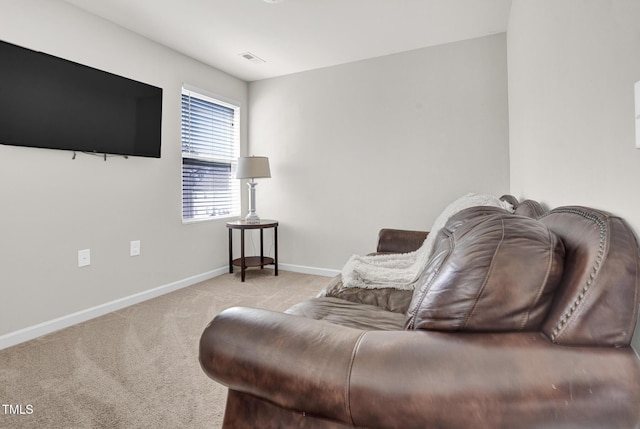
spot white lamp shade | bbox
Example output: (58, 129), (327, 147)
(236, 156), (271, 179)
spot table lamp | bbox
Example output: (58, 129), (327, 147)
(236, 156), (271, 223)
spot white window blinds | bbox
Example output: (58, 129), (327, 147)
(181, 88), (240, 221)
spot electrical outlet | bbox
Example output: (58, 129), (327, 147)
(78, 249), (91, 267)
(130, 240), (141, 256)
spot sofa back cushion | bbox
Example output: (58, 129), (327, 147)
(405, 207), (565, 332)
(538, 207), (640, 346)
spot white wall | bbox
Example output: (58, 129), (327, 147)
(0, 0), (248, 339)
(507, 0), (640, 351)
(249, 34), (510, 271)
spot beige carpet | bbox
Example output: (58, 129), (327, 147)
(0, 270), (329, 428)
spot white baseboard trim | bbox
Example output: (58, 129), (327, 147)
(0, 263), (338, 350)
(279, 263), (340, 278)
(0, 267), (228, 351)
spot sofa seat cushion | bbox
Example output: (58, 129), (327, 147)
(405, 207), (566, 332)
(286, 297), (406, 331)
(319, 275), (413, 314)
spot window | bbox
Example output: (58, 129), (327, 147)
(181, 88), (240, 222)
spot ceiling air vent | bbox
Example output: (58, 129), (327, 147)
(240, 52), (266, 64)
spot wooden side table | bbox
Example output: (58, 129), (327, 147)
(226, 219), (278, 282)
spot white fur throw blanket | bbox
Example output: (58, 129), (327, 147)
(340, 194), (514, 290)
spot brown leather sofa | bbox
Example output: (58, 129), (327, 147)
(200, 196), (640, 428)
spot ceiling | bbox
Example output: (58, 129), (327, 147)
(63, 0), (512, 82)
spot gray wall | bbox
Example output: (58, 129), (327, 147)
(507, 0), (640, 351)
(8, 1), (638, 354)
(0, 0), (248, 338)
(249, 34), (511, 271)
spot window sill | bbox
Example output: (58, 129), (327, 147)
(182, 214), (240, 225)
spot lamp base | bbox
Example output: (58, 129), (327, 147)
(245, 180), (261, 224)
(245, 212), (260, 224)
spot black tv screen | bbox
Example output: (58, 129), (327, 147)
(0, 40), (162, 158)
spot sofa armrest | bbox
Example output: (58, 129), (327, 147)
(201, 307), (640, 429)
(199, 307), (365, 426)
(376, 228), (428, 254)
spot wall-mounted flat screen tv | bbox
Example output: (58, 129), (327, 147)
(0, 40), (162, 158)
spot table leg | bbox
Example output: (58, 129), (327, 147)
(228, 228), (233, 274)
(274, 226), (278, 276)
(240, 229), (246, 282)
(260, 229), (264, 270)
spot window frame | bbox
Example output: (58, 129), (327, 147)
(181, 86), (241, 223)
